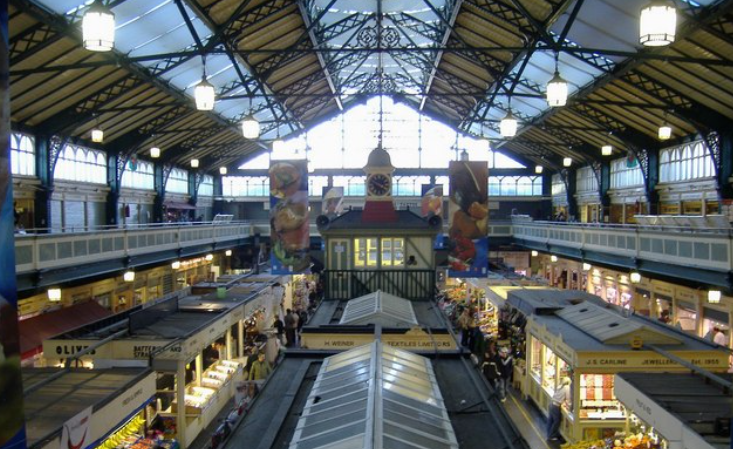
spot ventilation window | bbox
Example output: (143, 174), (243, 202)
(579, 308), (589, 313)
(608, 323), (619, 328)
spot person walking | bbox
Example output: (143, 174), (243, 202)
(547, 377), (571, 441)
(273, 316), (285, 345)
(248, 352), (272, 381)
(457, 308), (471, 347)
(284, 309), (297, 347)
(481, 350), (502, 397)
(496, 347), (513, 402)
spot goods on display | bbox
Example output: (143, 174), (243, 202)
(96, 412), (179, 449)
(561, 433), (662, 449)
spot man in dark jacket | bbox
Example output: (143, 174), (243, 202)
(284, 309), (297, 347)
(496, 347), (513, 402)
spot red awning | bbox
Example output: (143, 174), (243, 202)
(19, 301), (112, 360)
(164, 201), (196, 210)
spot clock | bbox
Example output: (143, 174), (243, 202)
(367, 173), (391, 196)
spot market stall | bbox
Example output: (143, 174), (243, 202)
(23, 368), (166, 449)
(523, 301), (729, 443)
(611, 372), (732, 449)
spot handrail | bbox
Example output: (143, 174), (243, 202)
(15, 220), (252, 237)
(513, 219), (732, 235)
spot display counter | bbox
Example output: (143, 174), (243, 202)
(523, 301), (729, 443)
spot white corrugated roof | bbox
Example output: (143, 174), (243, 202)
(339, 290), (418, 328)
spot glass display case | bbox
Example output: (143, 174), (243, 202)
(530, 338), (542, 382)
(578, 374), (623, 420)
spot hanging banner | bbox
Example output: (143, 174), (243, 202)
(59, 406), (92, 449)
(448, 161), (489, 277)
(421, 185), (444, 249)
(321, 186), (344, 218)
(0, 9), (26, 449)
(269, 160), (310, 274)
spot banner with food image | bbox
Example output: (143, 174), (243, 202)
(270, 160), (310, 274)
(448, 161), (489, 277)
(422, 184), (445, 249)
(321, 186), (344, 218)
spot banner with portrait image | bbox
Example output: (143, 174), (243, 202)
(321, 186), (344, 218)
(0, 8), (27, 449)
(270, 160), (310, 274)
(448, 161), (489, 277)
(422, 184), (444, 249)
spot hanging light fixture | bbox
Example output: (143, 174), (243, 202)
(123, 270), (135, 282)
(225, 249), (232, 256)
(640, 0), (677, 47)
(241, 96), (260, 139)
(91, 128), (104, 143)
(563, 157), (572, 167)
(83, 0), (115, 52)
(531, 250), (539, 257)
(546, 52), (568, 107)
(658, 113), (672, 141)
(219, 167), (228, 175)
(500, 109), (518, 138)
(550, 255), (558, 263)
(47, 288), (62, 302)
(630, 271), (642, 283)
(150, 146), (160, 158)
(171, 260), (181, 270)
(535, 165), (544, 174)
(602, 144), (613, 156)
(194, 56), (215, 111)
(205, 254), (214, 261)
(191, 159), (199, 168)
(708, 290), (722, 304)
(582, 262), (592, 271)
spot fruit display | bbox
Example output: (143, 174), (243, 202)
(561, 434), (662, 449)
(96, 414), (145, 449)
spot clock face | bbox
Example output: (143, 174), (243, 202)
(367, 173), (391, 196)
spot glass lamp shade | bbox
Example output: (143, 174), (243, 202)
(602, 145), (613, 156)
(91, 128), (104, 143)
(83, 1), (115, 52)
(47, 288), (62, 301)
(194, 78), (215, 111)
(658, 123), (672, 140)
(531, 250), (539, 257)
(546, 72), (568, 107)
(630, 272), (642, 283)
(225, 250), (232, 256)
(500, 111), (518, 137)
(241, 116), (260, 139)
(272, 138), (286, 153)
(582, 263), (592, 271)
(123, 270), (135, 282)
(191, 159), (199, 168)
(640, 1), (676, 47)
(563, 157), (572, 167)
(535, 165), (544, 174)
(150, 147), (160, 158)
(708, 290), (722, 304)
(219, 167), (228, 175)
(171, 261), (181, 270)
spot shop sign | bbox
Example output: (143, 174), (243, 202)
(577, 351), (728, 370)
(554, 340), (575, 365)
(675, 288), (699, 303)
(110, 340), (178, 359)
(383, 330), (456, 350)
(42, 340), (111, 360)
(60, 406), (93, 449)
(651, 281), (674, 296)
(301, 333), (374, 350)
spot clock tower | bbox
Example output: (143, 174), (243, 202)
(362, 144), (397, 223)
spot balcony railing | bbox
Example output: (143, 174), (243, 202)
(14, 222), (252, 274)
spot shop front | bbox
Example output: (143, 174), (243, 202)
(522, 302), (729, 443)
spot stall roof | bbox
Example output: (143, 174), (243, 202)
(289, 342), (458, 449)
(130, 310), (225, 339)
(23, 367), (153, 448)
(617, 373), (732, 449)
(506, 289), (603, 316)
(339, 291), (419, 327)
(225, 350), (528, 449)
(530, 309), (721, 353)
(309, 299), (444, 329)
(19, 301), (112, 359)
(556, 303), (683, 346)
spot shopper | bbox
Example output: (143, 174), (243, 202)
(457, 308), (471, 347)
(284, 309), (297, 347)
(248, 352), (272, 381)
(497, 347), (513, 402)
(481, 351), (502, 398)
(547, 377), (571, 441)
(298, 309), (308, 333)
(273, 316), (285, 345)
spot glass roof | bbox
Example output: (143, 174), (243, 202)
(290, 341), (458, 449)
(340, 290), (418, 327)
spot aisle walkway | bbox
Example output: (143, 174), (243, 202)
(502, 387), (562, 449)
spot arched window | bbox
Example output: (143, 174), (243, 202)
(54, 143), (107, 184)
(166, 168), (189, 194)
(10, 132), (36, 176)
(660, 140), (714, 183)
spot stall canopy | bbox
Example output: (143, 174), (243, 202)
(506, 289), (600, 316)
(339, 291), (418, 328)
(289, 341), (458, 449)
(19, 300), (112, 359)
(556, 303), (682, 345)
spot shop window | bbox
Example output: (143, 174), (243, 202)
(578, 374), (622, 420)
(10, 131), (35, 177)
(381, 238), (404, 267)
(675, 301), (697, 334)
(576, 166), (599, 193)
(354, 237), (378, 267)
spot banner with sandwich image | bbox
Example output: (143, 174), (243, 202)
(448, 161), (489, 277)
(321, 186), (344, 218)
(269, 160), (310, 274)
